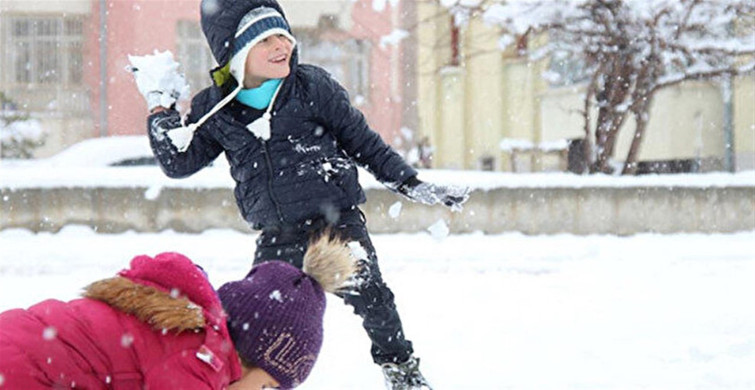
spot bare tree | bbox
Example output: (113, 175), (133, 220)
(441, 0), (755, 174)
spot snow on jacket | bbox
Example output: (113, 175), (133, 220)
(146, 0), (417, 230)
(0, 253), (241, 389)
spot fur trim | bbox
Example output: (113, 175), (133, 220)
(83, 277), (205, 333)
(303, 232), (356, 293)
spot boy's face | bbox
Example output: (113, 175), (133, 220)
(243, 34), (293, 89)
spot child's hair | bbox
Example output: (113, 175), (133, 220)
(218, 233), (355, 388)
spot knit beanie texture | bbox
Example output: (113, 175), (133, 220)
(218, 261), (325, 389)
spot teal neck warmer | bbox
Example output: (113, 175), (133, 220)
(235, 78), (283, 110)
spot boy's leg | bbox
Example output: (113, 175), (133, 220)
(253, 226), (308, 269)
(251, 211), (414, 365)
(337, 228), (415, 365)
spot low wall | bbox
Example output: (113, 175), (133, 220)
(2, 185), (753, 235)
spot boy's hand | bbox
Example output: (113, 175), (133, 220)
(127, 50), (189, 111)
(398, 177), (470, 212)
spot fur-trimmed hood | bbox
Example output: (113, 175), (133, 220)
(0, 253), (243, 388)
(84, 276), (206, 333)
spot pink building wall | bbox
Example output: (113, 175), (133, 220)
(84, 0), (403, 143)
(87, 0), (200, 137)
(349, 0), (404, 145)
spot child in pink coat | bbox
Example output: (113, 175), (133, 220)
(0, 234), (353, 389)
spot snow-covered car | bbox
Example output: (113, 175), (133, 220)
(59, 135), (157, 167)
(2, 135), (228, 169)
(1, 135), (155, 167)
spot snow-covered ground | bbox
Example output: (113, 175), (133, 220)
(1, 227), (753, 389)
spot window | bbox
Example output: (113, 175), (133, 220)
(3, 16), (83, 86)
(176, 20), (216, 93)
(479, 156), (496, 171)
(296, 31), (371, 102)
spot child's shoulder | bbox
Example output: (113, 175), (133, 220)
(297, 63), (330, 78)
(295, 63), (343, 94)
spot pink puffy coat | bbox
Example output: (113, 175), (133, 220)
(0, 253), (242, 389)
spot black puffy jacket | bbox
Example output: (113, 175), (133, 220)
(147, 0), (416, 229)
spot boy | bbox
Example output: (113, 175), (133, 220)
(0, 234), (355, 389)
(132, 0), (469, 388)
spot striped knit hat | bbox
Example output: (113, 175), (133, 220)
(228, 6), (296, 86)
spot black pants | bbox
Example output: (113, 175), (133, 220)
(252, 208), (414, 365)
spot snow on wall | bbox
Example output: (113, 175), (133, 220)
(1, 166), (754, 191)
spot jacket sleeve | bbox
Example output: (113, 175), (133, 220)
(146, 88), (224, 179)
(315, 71), (417, 186)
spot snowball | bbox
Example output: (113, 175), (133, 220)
(127, 50), (189, 102)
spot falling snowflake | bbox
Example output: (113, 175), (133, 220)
(144, 185), (162, 200)
(388, 201), (402, 219)
(427, 219), (450, 240)
(121, 333), (135, 347)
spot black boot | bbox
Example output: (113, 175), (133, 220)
(381, 355), (432, 390)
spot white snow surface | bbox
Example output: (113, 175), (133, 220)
(2, 163), (755, 191)
(1, 227), (753, 389)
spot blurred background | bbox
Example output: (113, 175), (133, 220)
(1, 0), (753, 174)
(1, 1), (754, 236)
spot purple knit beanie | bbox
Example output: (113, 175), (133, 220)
(218, 261), (326, 389)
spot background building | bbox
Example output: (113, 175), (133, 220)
(410, 1), (755, 172)
(2, 0), (753, 173)
(0, 0), (409, 157)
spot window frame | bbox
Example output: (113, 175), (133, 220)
(2, 15), (84, 87)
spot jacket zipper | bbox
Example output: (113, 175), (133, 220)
(261, 140), (286, 224)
